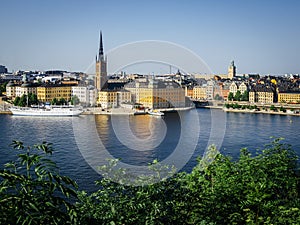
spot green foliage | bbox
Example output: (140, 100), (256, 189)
(71, 95), (80, 105)
(234, 90), (242, 101)
(0, 141), (78, 224)
(241, 90), (249, 101)
(280, 106), (287, 112)
(214, 94), (223, 101)
(270, 104), (276, 111)
(76, 138), (300, 224)
(228, 92), (234, 101)
(13, 93), (39, 106)
(0, 139), (299, 224)
(0, 82), (8, 95)
(51, 97), (67, 105)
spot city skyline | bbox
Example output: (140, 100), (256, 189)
(1, 0), (300, 75)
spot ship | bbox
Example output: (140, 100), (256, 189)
(9, 105), (83, 116)
(148, 110), (164, 116)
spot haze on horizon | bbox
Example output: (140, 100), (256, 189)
(0, 0), (299, 75)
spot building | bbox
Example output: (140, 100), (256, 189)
(37, 84), (72, 103)
(249, 86), (274, 104)
(205, 80), (215, 100)
(229, 81), (248, 96)
(95, 31), (107, 91)
(97, 89), (131, 109)
(278, 91), (300, 103)
(72, 85), (97, 106)
(15, 83), (38, 98)
(0, 65), (8, 74)
(6, 81), (16, 98)
(124, 78), (185, 109)
(229, 82), (238, 95)
(97, 90), (117, 108)
(228, 61), (236, 80)
(193, 85), (207, 99)
(6, 81), (38, 99)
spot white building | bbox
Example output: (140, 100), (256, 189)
(72, 85), (97, 106)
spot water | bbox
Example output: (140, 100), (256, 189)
(0, 109), (299, 192)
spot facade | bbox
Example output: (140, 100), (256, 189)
(37, 85), (72, 102)
(6, 81), (38, 99)
(239, 82), (248, 94)
(193, 86), (207, 99)
(95, 32), (107, 91)
(0, 65), (8, 74)
(228, 61), (236, 80)
(97, 90), (117, 108)
(97, 89), (131, 109)
(229, 81), (248, 96)
(6, 81), (16, 98)
(229, 82), (238, 95)
(249, 87), (274, 104)
(72, 85), (97, 106)
(124, 78), (185, 109)
(278, 92), (300, 103)
(205, 80), (215, 100)
(15, 84), (37, 97)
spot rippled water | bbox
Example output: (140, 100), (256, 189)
(0, 109), (299, 192)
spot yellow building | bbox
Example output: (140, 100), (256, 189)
(97, 90), (117, 108)
(249, 87), (274, 104)
(124, 78), (185, 109)
(37, 85), (72, 103)
(278, 92), (300, 103)
(97, 90), (131, 108)
(193, 86), (207, 99)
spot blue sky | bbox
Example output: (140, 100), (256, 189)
(0, 0), (299, 75)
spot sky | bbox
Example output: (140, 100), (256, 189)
(0, 0), (299, 75)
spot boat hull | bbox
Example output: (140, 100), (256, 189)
(9, 107), (83, 116)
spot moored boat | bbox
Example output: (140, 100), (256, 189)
(9, 105), (83, 116)
(148, 110), (164, 116)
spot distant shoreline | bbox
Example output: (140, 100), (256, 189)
(1, 105), (300, 117)
(222, 108), (300, 116)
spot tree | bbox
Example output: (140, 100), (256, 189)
(1, 139), (300, 224)
(270, 105), (276, 111)
(13, 96), (21, 106)
(19, 94), (28, 107)
(228, 92), (234, 101)
(234, 90), (242, 101)
(0, 141), (78, 224)
(59, 98), (67, 105)
(241, 90), (249, 101)
(28, 93), (38, 105)
(51, 98), (58, 105)
(71, 95), (80, 105)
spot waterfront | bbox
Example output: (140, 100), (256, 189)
(0, 108), (299, 192)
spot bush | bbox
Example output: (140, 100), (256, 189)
(1, 139), (299, 224)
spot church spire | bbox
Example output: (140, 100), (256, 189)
(99, 31), (104, 58)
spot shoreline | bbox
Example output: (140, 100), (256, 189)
(1, 106), (300, 117)
(222, 108), (300, 116)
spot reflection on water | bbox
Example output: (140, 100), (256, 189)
(1, 109), (300, 190)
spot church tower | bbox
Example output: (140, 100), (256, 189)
(95, 31), (107, 90)
(228, 60), (236, 80)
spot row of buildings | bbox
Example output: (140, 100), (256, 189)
(188, 75), (300, 104)
(2, 32), (300, 107)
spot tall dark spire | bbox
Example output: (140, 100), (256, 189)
(99, 31), (104, 58)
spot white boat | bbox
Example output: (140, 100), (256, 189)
(148, 110), (164, 116)
(9, 105), (83, 116)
